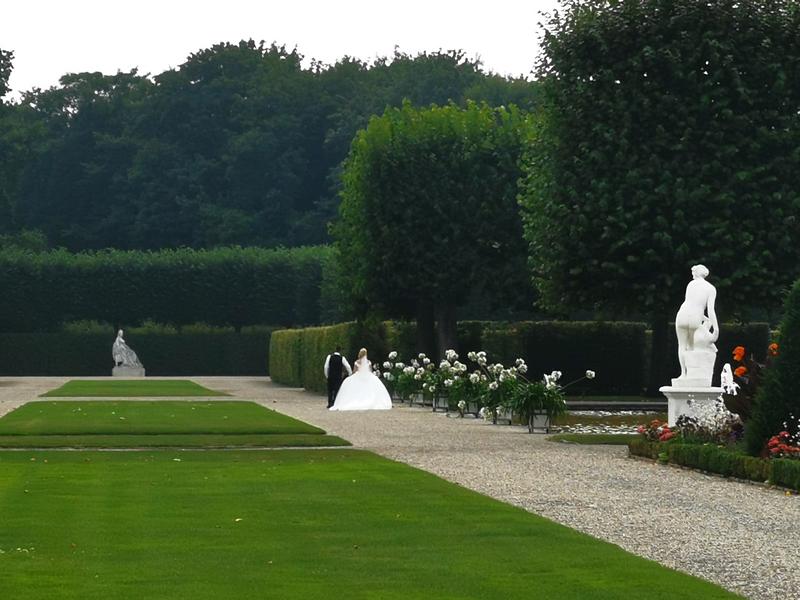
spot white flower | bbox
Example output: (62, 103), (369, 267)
(467, 351), (477, 361)
(404, 366), (415, 375)
(374, 369), (381, 377)
(440, 360), (451, 369)
(469, 373), (480, 384)
(388, 351), (398, 360)
(383, 361), (391, 369)
(416, 367), (425, 376)
(585, 370), (596, 380)
(518, 364), (528, 374)
(423, 358), (431, 365)
(384, 373), (394, 381)
(489, 381), (498, 391)
(549, 370), (562, 382)
(457, 400), (466, 409)
(411, 359), (419, 368)
(422, 383), (429, 390)
(429, 385), (436, 393)
(395, 362), (405, 369)
(477, 357), (487, 366)
(414, 374), (421, 380)
(418, 353), (427, 360)
(444, 379), (454, 387)
(515, 358), (526, 367)
(545, 381), (558, 390)
(499, 372), (507, 382)
(445, 349), (459, 361)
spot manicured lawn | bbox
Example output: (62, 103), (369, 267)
(549, 433), (638, 445)
(41, 380), (228, 397)
(0, 433), (349, 449)
(0, 401), (324, 435)
(0, 450), (737, 599)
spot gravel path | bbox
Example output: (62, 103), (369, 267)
(2, 376), (798, 599)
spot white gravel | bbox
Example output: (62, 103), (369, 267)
(2, 376), (798, 599)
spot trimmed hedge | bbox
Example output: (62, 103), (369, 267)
(482, 321), (647, 395)
(0, 246), (333, 332)
(269, 321), (405, 393)
(269, 320), (774, 396)
(628, 439), (800, 490)
(0, 328), (273, 376)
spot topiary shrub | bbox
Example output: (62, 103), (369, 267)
(745, 279), (800, 455)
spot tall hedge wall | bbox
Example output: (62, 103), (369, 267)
(270, 320), (773, 396)
(0, 246), (334, 332)
(0, 328), (272, 376)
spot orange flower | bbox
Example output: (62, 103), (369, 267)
(734, 366), (748, 377)
(732, 346), (746, 362)
(769, 343), (779, 357)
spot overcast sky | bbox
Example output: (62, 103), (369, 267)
(1, 0), (560, 98)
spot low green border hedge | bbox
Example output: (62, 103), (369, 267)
(628, 438), (798, 491)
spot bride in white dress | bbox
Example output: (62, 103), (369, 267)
(329, 348), (392, 411)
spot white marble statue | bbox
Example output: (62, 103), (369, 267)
(675, 264), (718, 383)
(112, 329), (145, 376)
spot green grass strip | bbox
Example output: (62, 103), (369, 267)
(549, 433), (638, 445)
(0, 401), (325, 435)
(0, 433), (350, 449)
(41, 379), (228, 397)
(0, 449), (736, 599)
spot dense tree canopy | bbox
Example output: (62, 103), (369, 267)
(519, 0), (800, 392)
(335, 101), (535, 354)
(0, 42), (537, 250)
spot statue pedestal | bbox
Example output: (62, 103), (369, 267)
(659, 385), (722, 426)
(112, 366), (145, 377)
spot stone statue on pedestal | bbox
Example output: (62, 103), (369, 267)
(674, 264), (718, 387)
(112, 329), (145, 377)
(660, 264), (722, 425)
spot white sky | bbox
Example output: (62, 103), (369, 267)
(1, 0), (560, 98)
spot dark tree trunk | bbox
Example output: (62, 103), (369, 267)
(647, 314), (670, 397)
(415, 301), (436, 360)
(434, 301), (458, 359)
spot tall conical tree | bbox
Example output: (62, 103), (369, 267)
(745, 279), (800, 455)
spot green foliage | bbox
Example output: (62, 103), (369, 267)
(0, 329), (273, 376)
(0, 450), (737, 599)
(2, 44), (538, 251)
(270, 321), (400, 393)
(335, 101), (535, 344)
(549, 434), (636, 445)
(746, 279), (800, 454)
(521, 0), (800, 320)
(0, 246), (330, 331)
(483, 321), (647, 395)
(271, 319), (651, 395)
(629, 440), (776, 486)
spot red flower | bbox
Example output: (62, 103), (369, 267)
(734, 366), (748, 377)
(659, 431), (675, 442)
(768, 343), (779, 357)
(732, 346), (746, 362)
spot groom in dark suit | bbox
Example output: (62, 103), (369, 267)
(324, 345), (352, 408)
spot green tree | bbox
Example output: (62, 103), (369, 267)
(335, 101), (534, 356)
(745, 279), (800, 454)
(520, 0), (800, 394)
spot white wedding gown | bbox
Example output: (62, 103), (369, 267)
(329, 357), (392, 411)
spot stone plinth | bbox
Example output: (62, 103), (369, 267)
(112, 366), (145, 377)
(660, 385), (722, 426)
